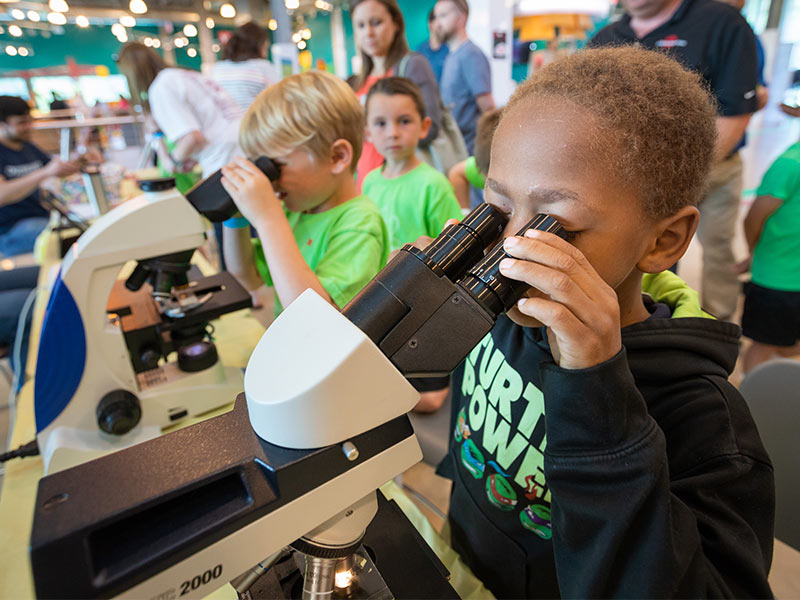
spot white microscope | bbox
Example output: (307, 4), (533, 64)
(29, 207), (567, 599)
(33, 159), (279, 475)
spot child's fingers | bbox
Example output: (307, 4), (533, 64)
(444, 218), (461, 228)
(233, 156), (258, 172)
(220, 176), (237, 196)
(515, 295), (586, 341)
(498, 258), (595, 321)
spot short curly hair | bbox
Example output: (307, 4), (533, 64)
(505, 46), (717, 220)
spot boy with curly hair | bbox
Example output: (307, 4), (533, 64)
(427, 46), (774, 598)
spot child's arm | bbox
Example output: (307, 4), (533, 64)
(221, 157), (333, 308)
(734, 194), (782, 274)
(221, 223), (264, 291)
(447, 160), (471, 210)
(500, 231), (773, 597)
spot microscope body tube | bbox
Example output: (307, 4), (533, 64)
(342, 207), (567, 378)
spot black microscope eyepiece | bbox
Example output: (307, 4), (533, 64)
(412, 203), (507, 281)
(459, 214), (568, 316)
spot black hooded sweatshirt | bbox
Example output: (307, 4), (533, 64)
(440, 276), (775, 599)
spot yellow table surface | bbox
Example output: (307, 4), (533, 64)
(0, 251), (265, 600)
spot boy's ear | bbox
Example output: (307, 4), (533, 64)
(637, 205), (700, 274)
(329, 139), (354, 175)
(419, 116), (432, 140)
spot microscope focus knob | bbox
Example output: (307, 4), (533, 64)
(96, 390), (142, 435)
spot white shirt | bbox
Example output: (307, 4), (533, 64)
(211, 59), (280, 111)
(148, 68), (244, 176)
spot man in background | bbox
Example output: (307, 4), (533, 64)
(417, 8), (449, 85)
(434, 0), (495, 154)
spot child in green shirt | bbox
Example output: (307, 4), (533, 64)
(738, 140), (800, 372)
(362, 77), (462, 252)
(220, 71), (389, 317)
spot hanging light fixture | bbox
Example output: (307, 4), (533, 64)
(219, 3), (235, 18)
(5, 45), (18, 56)
(187, 47), (197, 57)
(183, 23), (197, 36)
(285, 0), (299, 9)
(268, 18), (277, 30)
(75, 15), (89, 27)
(47, 11), (66, 24)
(129, 0), (147, 14)
(18, 46), (29, 56)
(10, 8), (25, 20)
(111, 23), (125, 36)
(297, 40), (306, 50)
(8, 24), (22, 36)
(27, 10), (41, 21)
(119, 15), (136, 27)
(205, 17), (214, 28)
(152, 38), (161, 48)
(48, 0), (69, 13)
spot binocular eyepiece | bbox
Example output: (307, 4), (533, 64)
(410, 204), (568, 318)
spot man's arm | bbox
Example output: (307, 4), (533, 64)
(475, 92), (495, 114)
(0, 159), (78, 207)
(715, 114), (751, 162)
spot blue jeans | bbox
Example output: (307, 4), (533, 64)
(0, 217), (49, 257)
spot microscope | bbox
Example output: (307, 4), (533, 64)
(29, 205), (567, 599)
(33, 158), (279, 475)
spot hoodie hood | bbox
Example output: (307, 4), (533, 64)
(623, 271), (741, 381)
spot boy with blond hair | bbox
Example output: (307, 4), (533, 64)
(221, 70), (388, 316)
(422, 47), (774, 598)
(362, 77), (462, 253)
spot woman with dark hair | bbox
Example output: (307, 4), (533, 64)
(117, 42), (242, 177)
(212, 21), (280, 111)
(350, 0), (443, 189)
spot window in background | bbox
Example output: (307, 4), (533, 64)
(0, 78), (30, 100)
(30, 76), (79, 112)
(78, 75), (130, 106)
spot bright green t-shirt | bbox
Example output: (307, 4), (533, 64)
(751, 142), (800, 292)
(252, 195), (389, 316)
(362, 162), (462, 252)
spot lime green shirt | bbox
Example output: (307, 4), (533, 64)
(751, 142), (800, 291)
(362, 162), (463, 252)
(252, 195), (389, 316)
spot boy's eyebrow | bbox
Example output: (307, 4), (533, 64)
(486, 178), (586, 206)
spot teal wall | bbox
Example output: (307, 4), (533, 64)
(0, 22), (225, 75)
(305, 0), (435, 74)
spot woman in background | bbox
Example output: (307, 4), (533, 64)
(349, 0), (443, 190)
(212, 22), (280, 112)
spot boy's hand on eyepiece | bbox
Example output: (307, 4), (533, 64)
(499, 229), (621, 370)
(221, 157), (282, 229)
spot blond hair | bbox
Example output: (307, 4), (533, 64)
(240, 70), (364, 171)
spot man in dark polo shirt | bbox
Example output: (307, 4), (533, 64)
(0, 95), (79, 257)
(590, 0), (759, 320)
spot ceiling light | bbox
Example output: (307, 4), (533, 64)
(152, 38), (160, 47)
(297, 40), (306, 49)
(18, 46), (28, 56)
(143, 37), (152, 46)
(291, 32), (300, 43)
(301, 28), (311, 39)
(75, 14), (88, 26)
(111, 23), (125, 36)
(116, 31), (128, 42)
(187, 47), (197, 57)
(129, 0), (147, 14)
(47, 11), (66, 24)
(205, 17), (214, 28)
(219, 3), (235, 18)
(27, 10), (40, 20)
(8, 24), (22, 36)
(183, 23), (197, 36)
(5, 45), (18, 56)
(285, 0), (299, 9)
(119, 15), (135, 27)
(268, 18), (277, 30)
(10, 8), (24, 19)
(48, 0), (69, 13)
(211, 42), (220, 52)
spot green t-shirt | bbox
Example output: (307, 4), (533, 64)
(252, 195), (389, 316)
(751, 142), (800, 291)
(362, 162), (462, 252)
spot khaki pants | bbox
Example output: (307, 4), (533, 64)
(697, 153), (743, 320)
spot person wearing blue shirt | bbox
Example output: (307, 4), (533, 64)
(416, 8), (449, 84)
(434, 0), (495, 154)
